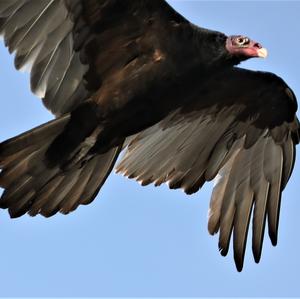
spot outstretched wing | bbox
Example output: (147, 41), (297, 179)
(116, 67), (299, 271)
(0, 0), (188, 116)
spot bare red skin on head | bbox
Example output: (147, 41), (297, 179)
(226, 35), (264, 59)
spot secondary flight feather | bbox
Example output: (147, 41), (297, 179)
(0, 0), (298, 271)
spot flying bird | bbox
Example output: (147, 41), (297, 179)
(0, 0), (298, 272)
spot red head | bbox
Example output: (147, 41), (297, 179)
(226, 35), (268, 60)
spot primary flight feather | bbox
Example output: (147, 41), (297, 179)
(0, 0), (298, 271)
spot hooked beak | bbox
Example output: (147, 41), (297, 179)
(257, 47), (268, 58)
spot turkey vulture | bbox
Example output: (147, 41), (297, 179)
(0, 0), (298, 272)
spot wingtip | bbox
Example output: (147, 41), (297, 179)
(208, 226), (218, 236)
(218, 244), (229, 257)
(234, 252), (245, 272)
(253, 251), (262, 264)
(235, 263), (244, 272)
(269, 231), (278, 246)
(8, 207), (27, 219)
(270, 237), (278, 247)
(252, 242), (263, 264)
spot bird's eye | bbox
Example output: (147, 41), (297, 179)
(236, 37), (249, 46)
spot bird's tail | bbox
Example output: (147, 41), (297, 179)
(0, 114), (122, 218)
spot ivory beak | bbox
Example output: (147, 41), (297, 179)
(257, 47), (268, 58)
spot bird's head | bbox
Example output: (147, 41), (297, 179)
(226, 35), (268, 61)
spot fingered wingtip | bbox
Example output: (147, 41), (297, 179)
(271, 237), (278, 247)
(219, 245), (229, 257)
(269, 231), (278, 247)
(253, 251), (262, 264)
(236, 263), (244, 272)
(234, 253), (245, 272)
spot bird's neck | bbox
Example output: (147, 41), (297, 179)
(192, 26), (242, 68)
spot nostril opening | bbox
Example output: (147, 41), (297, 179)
(254, 43), (262, 49)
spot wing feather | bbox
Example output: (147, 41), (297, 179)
(0, 0), (87, 115)
(250, 137), (270, 263)
(0, 0), (189, 116)
(117, 68), (299, 270)
(263, 138), (284, 246)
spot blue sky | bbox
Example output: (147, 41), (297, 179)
(0, 1), (300, 297)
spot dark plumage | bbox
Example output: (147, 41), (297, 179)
(0, 0), (298, 271)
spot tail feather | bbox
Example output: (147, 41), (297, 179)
(0, 115), (70, 160)
(80, 148), (121, 206)
(34, 171), (82, 217)
(0, 115), (122, 218)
